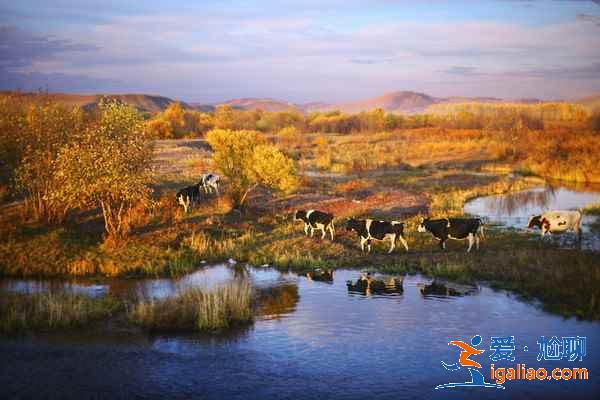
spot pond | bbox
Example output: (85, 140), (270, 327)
(464, 185), (600, 250)
(1, 264), (598, 399)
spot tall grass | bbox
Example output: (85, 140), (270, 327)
(129, 281), (253, 331)
(0, 292), (120, 334)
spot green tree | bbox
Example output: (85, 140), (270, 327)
(51, 100), (154, 241)
(205, 129), (299, 208)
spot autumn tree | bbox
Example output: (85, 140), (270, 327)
(13, 99), (85, 221)
(51, 100), (154, 241)
(205, 129), (299, 208)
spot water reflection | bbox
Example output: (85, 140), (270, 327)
(256, 284), (300, 320)
(346, 272), (404, 296)
(304, 268), (334, 283)
(417, 280), (480, 298)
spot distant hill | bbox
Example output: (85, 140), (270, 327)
(316, 91), (547, 114)
(0, 92), (189, 113)
(327, 91), (437, 114)
(218, 98), (299, 112)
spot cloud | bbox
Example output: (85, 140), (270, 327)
(0, 25), (99, 69)
(0, 70), (121, 92)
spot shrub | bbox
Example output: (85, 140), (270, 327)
(205, 129), (299, 207)
(277, 126), (302, 150)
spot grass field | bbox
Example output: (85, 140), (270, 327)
(1, 132), (599, 320)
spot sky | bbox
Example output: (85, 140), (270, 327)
(1, 0), (600, 103)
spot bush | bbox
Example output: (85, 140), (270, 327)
(205, 129), (299, 207)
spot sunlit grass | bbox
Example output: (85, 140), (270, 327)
(129, 281), (253, 331)
(0, 292), (121, 334)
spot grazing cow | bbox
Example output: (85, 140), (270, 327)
(200, 173), (220, 195)
(528, 210), (583, 241)
(176, 184), (201, 213)
(345, 218), (408, 253)
(294, 210), (335, 240)
(417, 217), (482, 252)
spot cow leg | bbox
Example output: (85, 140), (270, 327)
(439, 239), (446, 250)
(398, 235), (409, 252)
(367, 239), (372, 253)
(310, 226), (315, 237)
(304, 223), (309, 236)
(328, 223), (335, 241)
(360, 237), (367, 252)
(467, 233), (474, 253)
(214, 185), (219, 195)
(317, 224), (325, 239)
(388, 234), (396, 254)
(475, 234), (480, 250)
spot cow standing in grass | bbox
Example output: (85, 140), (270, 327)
(346, 218), (408, 253)
(176, 184), (201, 213)
(528, 210), (583, 241)
(417, 217), (482, 252)
(294, 210), (335, 240)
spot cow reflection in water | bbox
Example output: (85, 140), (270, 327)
(417, 280), (480, 298)
(346, 272), (403, 296)
(305, 268), (334, 283)
(257, 284), (300, 320)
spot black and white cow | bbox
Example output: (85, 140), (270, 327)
(200, 173), (220, 195)
(176, 184), (201, 213)
(345, 218), (408, 253)
(294, 209), (335, 240)
(528, 210), (583, 241)
(417, 217), (482, 252)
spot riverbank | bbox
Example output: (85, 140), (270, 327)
(1, 139), (599, 321)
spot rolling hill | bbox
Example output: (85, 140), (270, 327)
(0, 92), (189, 113)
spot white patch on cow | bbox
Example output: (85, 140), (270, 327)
(417, 224), (426, 233)
(365, 219), (373, 237)
(360, 236), (368, 252)
(466, 233), (475, 253)
(306, 210), (315, 220)
(384, 233), (396, 253)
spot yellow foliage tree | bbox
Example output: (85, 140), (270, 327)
(205, 129), (299, 207)
(51, 100), (154, 241)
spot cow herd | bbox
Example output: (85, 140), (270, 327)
(293, 208), (584, 253)
(176, 176), (585, 253)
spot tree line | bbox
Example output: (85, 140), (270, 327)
(145, 101), (597, 139)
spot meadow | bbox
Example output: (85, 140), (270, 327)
(1, 92), (599, 326)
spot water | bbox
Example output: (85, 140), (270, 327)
(1, 265), (598, 399)
(464, 185), (600, 250)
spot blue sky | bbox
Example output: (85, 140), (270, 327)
(1, 0), (599, 103)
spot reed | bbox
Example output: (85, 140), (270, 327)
(129, 281), (253, 331)
(0, 292), (120, 334)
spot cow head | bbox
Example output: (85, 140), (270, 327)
(527, 215), (542, 230)
(293, 210), (306, 222)
(346, 217), (361, 232)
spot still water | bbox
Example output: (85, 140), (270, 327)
(1, 264), (598, 399)
(464, 185), (600, 250)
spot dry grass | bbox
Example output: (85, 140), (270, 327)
(129, 281), (253, 331)
(0, 292), (120, 334)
